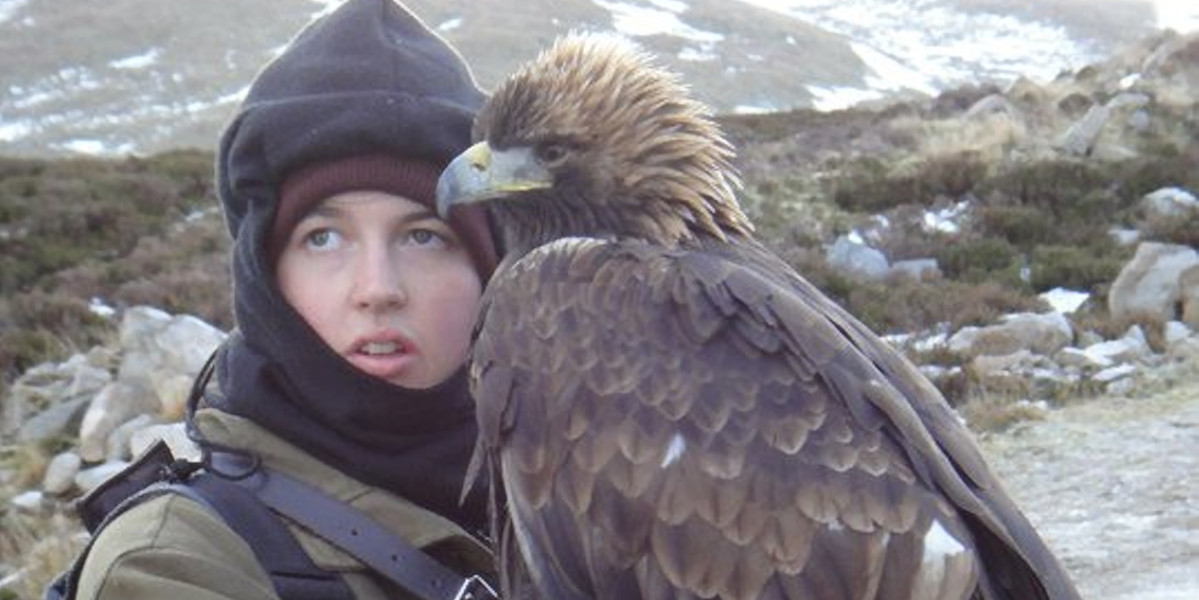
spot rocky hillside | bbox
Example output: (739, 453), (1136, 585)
(0, 0), (1165, 156)
(0, 0), (859, 156)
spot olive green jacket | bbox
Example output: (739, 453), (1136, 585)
(75, 408), (494, 600)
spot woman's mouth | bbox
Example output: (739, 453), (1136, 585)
(361, 341), (400, 355)
(347, 336), (415, 380)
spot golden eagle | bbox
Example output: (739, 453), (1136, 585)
(436, 34), (1081, 600)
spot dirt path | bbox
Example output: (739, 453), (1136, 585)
(979, 380), (1199, 600)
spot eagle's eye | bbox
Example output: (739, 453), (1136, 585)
(535, 142), (569, 167)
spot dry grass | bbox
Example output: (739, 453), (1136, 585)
(0, 510), (86, 600)
(960, 393), (1051, 432)
(1, 442), (86, 599)
(0, 445), (50, 491)
(891, 111), (1031, 164)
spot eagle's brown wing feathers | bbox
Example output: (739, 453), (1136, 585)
(469, 237), (1027, 599)
(740, 243), (1081, 600)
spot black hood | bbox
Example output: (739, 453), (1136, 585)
(210, 0), (489, 532)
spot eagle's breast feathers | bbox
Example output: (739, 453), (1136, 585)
(470, 239), (983, 599)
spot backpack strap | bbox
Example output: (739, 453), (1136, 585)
(186, 473), (354, 600)
(210, 452), (498, 600)
(44, 441), (353, 600)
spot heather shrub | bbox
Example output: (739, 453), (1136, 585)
(934, 238), (1023, 286)
(1122, 142), (1199, 194)
(974, 203), (1056, 248)
(1054, 189), (1125, 243)
(980, 159), (1110, 213)
(924, 83), (1003, 118)
(739, 178), (820, 245)
(0, 151), (215, 296)
(1073, 305), (1171, 354)
(1141, 209), (1199, 247)
(829, 152), (987, 213)
(1028, 244), (1129, 292)
(783, 254), (1044, 335)
(0, 150), (219, 383)
(51, 210), (233, 328)
(862, 203), (957, 261)
(0, 292), (111, 380)
(828, 157), (893, 212)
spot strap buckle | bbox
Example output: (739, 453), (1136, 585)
(453, 575), (498, 600)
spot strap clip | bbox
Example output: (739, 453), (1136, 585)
(453, 575), (498, 600)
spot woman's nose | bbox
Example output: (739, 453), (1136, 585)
(351, 242), (407, 312)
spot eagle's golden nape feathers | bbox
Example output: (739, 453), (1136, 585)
(476, 33), (754, 244)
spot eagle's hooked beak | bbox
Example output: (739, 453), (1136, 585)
(436, 142), (553, 219)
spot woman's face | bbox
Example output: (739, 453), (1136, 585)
(276, 190), (483, 390)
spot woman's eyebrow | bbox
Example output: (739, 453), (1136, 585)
(304, 204), (344, 220)
(302, 202), (445, 226)
(398, 208), (447, 227)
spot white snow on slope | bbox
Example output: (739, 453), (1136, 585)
(0, 0), (28, 25)
(1154, 0), (1199, 32)
(738, 0), (1102, 96)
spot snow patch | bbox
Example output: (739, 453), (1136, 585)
(0, 0), (29, 25)
(806, 84), (885, 112)
(437, 17), (463, 32)
(1040, 288), (1090, 314)
(852, 41), (938, 96)
(110, 48), (162, 70)
(596, 0), (723, 42)
(89, 298), (116, 318)
(731, 104), (777, 114)
(885, 325), (951, 354)
(678, 44), (718, 62)
(0, 120), (32, 142)
(921, 200), (970, 234)
(1154, 0), (1199, 32)
(59, 139), (114, 155)
(738, 0), (1106, 99)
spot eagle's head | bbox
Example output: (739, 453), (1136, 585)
(436, 34), (753, 254)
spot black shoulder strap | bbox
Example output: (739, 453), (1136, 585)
(209, 452), (498, 600)
(44, 442), (352, 600)
(186, 473), (354, 600)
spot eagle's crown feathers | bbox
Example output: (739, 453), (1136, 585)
(477, 33), (753, 245)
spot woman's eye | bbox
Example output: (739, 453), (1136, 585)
(408, 228), (447, 248)
(304, 228), (343, 251)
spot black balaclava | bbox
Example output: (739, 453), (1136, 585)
(210, 0), (491, 533)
